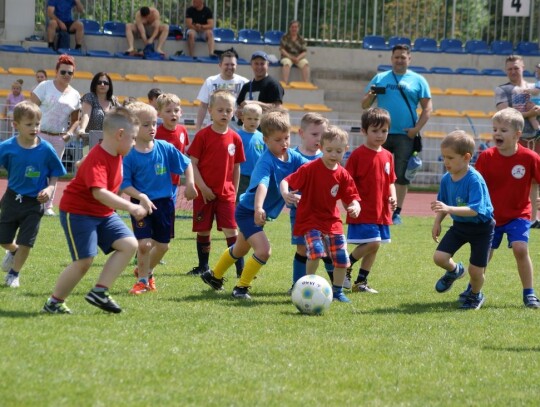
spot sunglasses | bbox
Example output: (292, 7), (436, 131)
(97, 80), (110, 86)
(59, 70), (74, 76)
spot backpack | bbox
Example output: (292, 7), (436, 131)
(56, 30), (70, 50)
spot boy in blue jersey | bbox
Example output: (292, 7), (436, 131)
(236, 103), (265, 200)
(122, 102), (197, 294)
(431, 130), (495, 310)
(0, 101), (66, 288)
(201, 109), (309, 300)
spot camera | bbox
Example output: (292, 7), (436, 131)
(371, 85), (386, 95)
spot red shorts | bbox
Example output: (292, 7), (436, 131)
(192, 198), (237, 232)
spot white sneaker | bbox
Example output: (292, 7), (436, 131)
(343, 274), (352, 290)
(1, 250), (14, 273)
(44, 208), (56, 216)
(5, 273), (20, 288)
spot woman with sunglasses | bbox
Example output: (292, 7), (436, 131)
(78, 72), (119, 136)
(31, 54), (81, 216)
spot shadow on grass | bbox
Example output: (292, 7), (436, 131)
(365, 300), (467, 314)
(170, 290), (292, 306)
(483, 345), (540, 352)
(0, 309), (41, 319)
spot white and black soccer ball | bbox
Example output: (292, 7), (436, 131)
(291, 274), (333, 315)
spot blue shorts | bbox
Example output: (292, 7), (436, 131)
(305, 230), (350, 268)
(130, 197), (175, 243)
(492, 218), (530, 249)
(436, 220), (495, 268)
(60, 211), (134, 261)
(347, 223), (391, 244)
(236, 204), (264, 240)
(289, 209), (305, 245)
(382, 134), (414, 185)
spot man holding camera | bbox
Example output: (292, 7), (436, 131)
(361, 44), (432, 225)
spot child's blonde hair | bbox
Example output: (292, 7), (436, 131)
(441, 130), (475, 156)
(321, 125), (349, 146)
(260, 109), (291, 137)
(300, 112), (328, 130)
(242, 103), (263, 117)
(103, 106), (139, 135)
(13, 100), (41, 123)
(12, 79), (23, 89)
(492, 107), (524, 132)
(209, 89), (236, 108)
(156, 93), (181, 111)
(125, 101), (157, 119)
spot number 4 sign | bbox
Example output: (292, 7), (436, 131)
(503, 0), (531, 16)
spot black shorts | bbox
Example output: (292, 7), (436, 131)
(0, 189), (44, 247)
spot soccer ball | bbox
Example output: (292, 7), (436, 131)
(291, 274), (333, 315)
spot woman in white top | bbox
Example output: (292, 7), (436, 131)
(31, 54), (81, 215)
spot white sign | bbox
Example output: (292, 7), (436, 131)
(503, 0), (531, 16)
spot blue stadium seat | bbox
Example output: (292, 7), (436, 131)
(455, 67), (481, 75)
(377, 64), (392, 72)
(238, 29), (264, 44)
(464, 40), (492, 54)
(264, 30), (284, 45)
(362, 35), (388, 50)
(114, 51), (141, 59)
(170, 55), (199, 62)
(388, 36), (411, 48)
(516, 41), (540, 56)
(28, 46), (57, 55)
(80, 18), (101, 35)
(440, 38), (464, 53)
(103, 21), (126, 37)
(429, 66), (454, 74)
(86, 49), (113, 58)
(0, 44), (27, 53)
(523, 70), (535, 78)
(409, 65), (429, 73)
(490, 40), (513, 55)
(413, 37), (440, 52)
(480, 68), (506, 76)
(57, 48), (84, 56)
(213, 28), (237, 43)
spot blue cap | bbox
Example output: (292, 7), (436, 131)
(251, 51), (269, 61)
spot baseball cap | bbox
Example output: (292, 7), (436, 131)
(251, 51), (269, 61)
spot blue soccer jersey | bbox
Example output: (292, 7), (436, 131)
(238, 128), (266, 176)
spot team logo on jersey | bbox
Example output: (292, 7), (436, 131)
(137, 220), (145, 228)
(155, 163), (167, 175)
(385, 162), (391, 175)
(24, 166), (40, 178)
(180, 132), (186, 144)
(228, 144), (236, 156)
(511, 165), (526, 179)
(330, 184), (339, 197)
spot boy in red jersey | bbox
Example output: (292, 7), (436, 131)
(345, 108), (397, 294)
(186, 90), (246, 277)
(42, 107), (148, 314)
(470, 107), (540, 308)
(281, 125), (361, 302)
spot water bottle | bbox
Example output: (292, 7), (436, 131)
(405, 152), (422, 181)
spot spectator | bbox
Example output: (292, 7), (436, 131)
(361, 44), (432, 225)
(185, 0), (215, 58)
(78, 72), (120, 136)
(195, 50), (249, 131)
(46, 0), (84, 50)
(125, 6), (169, 56)
(495, 55), (540, 227)
(35, 70), (48, 85)
(4, 79), (25, 137)
(279, 20), (310, 84)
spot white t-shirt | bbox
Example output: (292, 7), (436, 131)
(33, 80), (81, 133)
(196, 73), (249, 104)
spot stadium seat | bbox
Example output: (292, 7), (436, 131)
(490, 40), (513, 55)
(282, 102), (304, 111)
(103, 21), (126, 37)
(362, 35), (388, 50)
(462, 110), (492, 118)
(377, 64), (392, 72)
(57, 48), (84, 56)
(80, 18), (102, 35)
(0, 67), (7, 74)
(213, 28), (237, 43)
(170, 55), (199, 62)
(180, 99), (194, 107)
(433, 109), (463, 117)
(238, 29), (264, 44)
(464, 40), (492, 54)
(124, 74), (153, 82)
(86, 49), (113, 58)
(423, 131), (446, 138)
(479, 132), (493, 141)
(471, 89), (494, 97)
(8, 67), (35, 76)
(280, 81), (291, 89)
(439, 38), (464, 53)
(114, 52), (141, 59)
(74, 71), (94, 79)
(45, 69), (56, 77)
(516, 41), (540, 56)
(445, 88), (471, 96)
(0, 89), (11, 97)
(28, 46), (57, 55)
(429, 66), (454, 74)
(304, 103), (333, 112)
(480, 68), (506, 76)
(409, 65), (429, 73)
(429, 87), (445, 95)
(289, 81), (318, 90)
(154, 75), (182, 84)
(413, 37), (440, 52)
(180, 77), (205, 85)
(0, 45), (27, 53)
(388, 36), (411, 47)
(264, 30), (284, 45)
(455, 67), (481, 75)
(107, 72), (125, 81)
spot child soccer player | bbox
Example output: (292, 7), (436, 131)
(431, 130), (495, 310)
(237, 103), (265, 200)
(122, 102), (197, 295)
(345, 108), (397, 294)
(200, 110), (309, 300)
(0, 101), (66, 288)
(288, 112), (334, 291)
(186, 90), (246, 277)
(472, 108), (540, 308)
(42, 107), (148, 314)
(281, 125), (361, 302)
(148, 88), (163, 125)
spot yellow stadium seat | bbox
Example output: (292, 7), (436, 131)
(136, 96), (149, 103)
(116, 95), (127, 104)
(0, 89), (10, 98)
(471, 89), (494, 97)
(430, 87), (445, 95)
(444, 88), (471, 96)
(423, 131), (446, 138)
(280, 81), (291, 89)
(192, 99), (202, 106)
(0, 67), (7, 74)
(289, 81), (318, 90)
(433, 109), (463, 117)
(303, 103), (333, 112)
(74, 71), (94, 80)
(45, 69), (56, 78)
(154, 75), (182, 84)
(125, 74), (153, 82)
(282, 102), (304, 111)
(291, 125), (300, 134)
(22, 90), (31, 98)
(462, 110), (492, 119)
(180, 99), (194, 107)
(107, 72), (125, 81)
(8, 67), (35, 76)
(180, 77), (205, 85)
(479, 132), (492, 141)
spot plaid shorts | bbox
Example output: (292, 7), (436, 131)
(305, 229), (350, 268)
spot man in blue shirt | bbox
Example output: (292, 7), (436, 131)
(46, 0), (85, 50)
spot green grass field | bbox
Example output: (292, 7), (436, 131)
(1, 213), (539, 406)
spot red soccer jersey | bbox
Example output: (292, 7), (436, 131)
(285, 158), (360, 235)
(475, 145), (540, 225)
(187, 126), (245, 201)
(345, 145), (396, 225)
(59, 144), (123, 217)
(156, 124), (190, 186)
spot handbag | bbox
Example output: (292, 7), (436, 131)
(392, 72), (423, 153)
